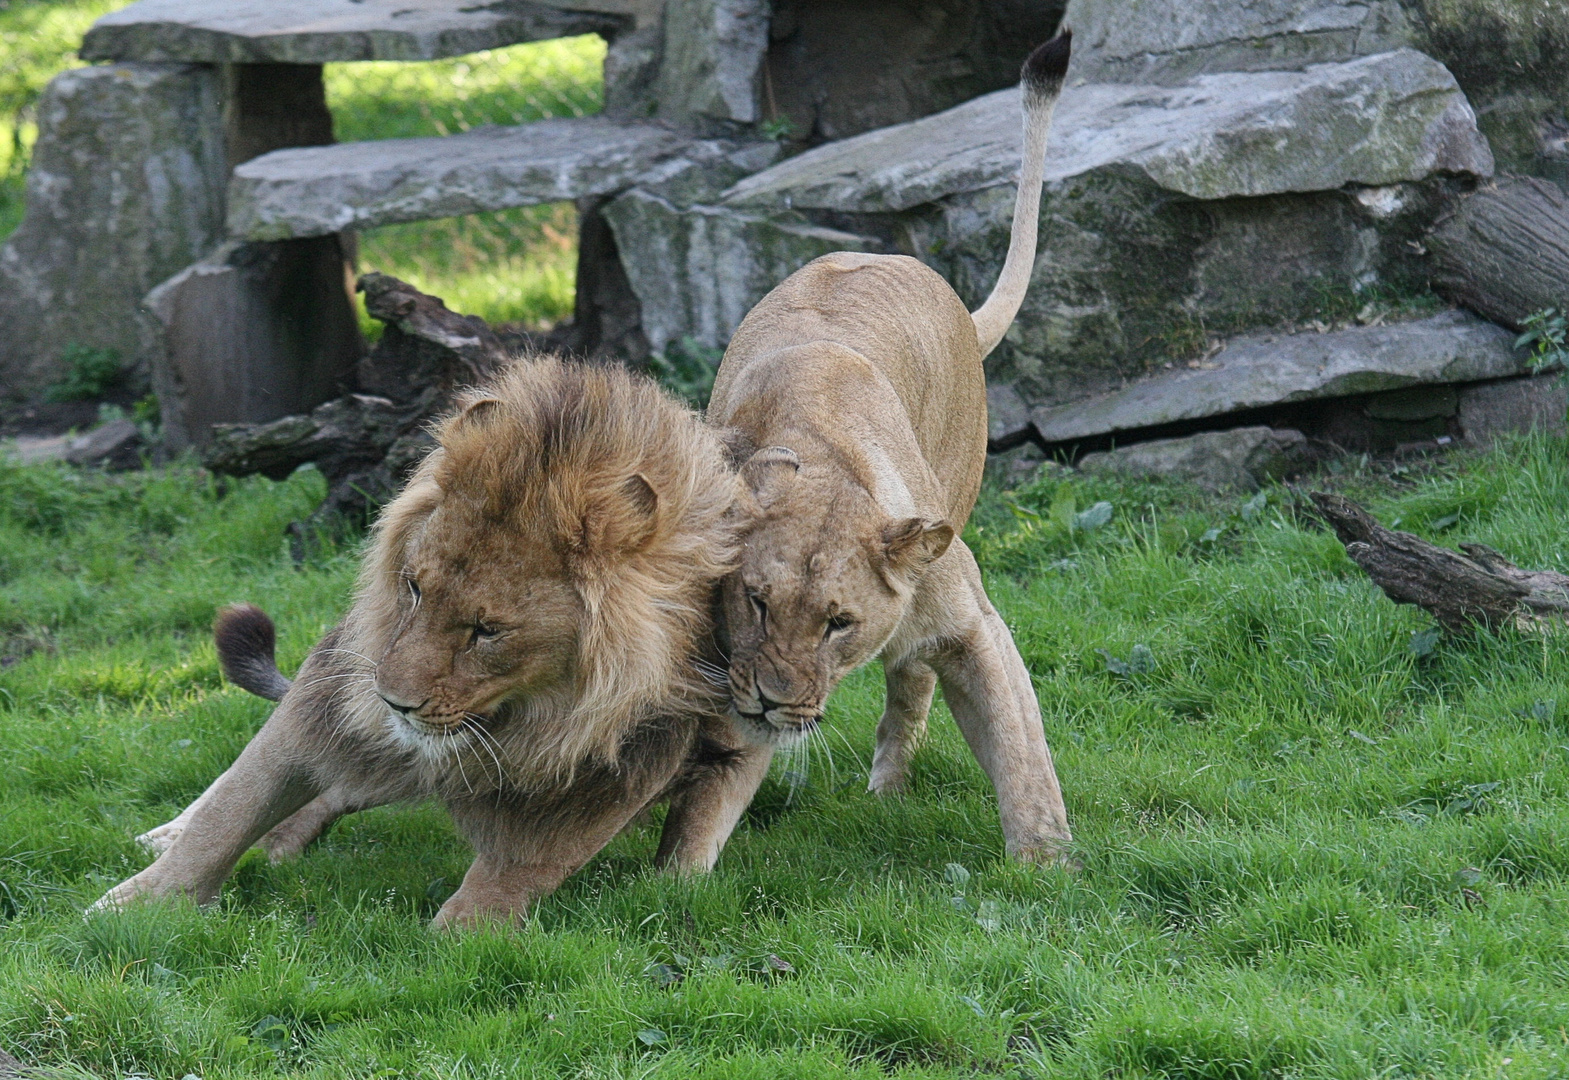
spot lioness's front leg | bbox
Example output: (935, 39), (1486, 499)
(921, 544), (1071, 862)
(869, 658), (937, 795)
(93, 714), (321, 911)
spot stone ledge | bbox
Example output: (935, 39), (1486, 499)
(82, 0), (630, 64)
(1030, 311), (1525, 445)
(227, 117), (693, 240)
(721, 49), (1490, 215)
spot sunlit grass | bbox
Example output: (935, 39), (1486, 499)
(326, 35), (606, 333)
(2, 434), (1568, 1076)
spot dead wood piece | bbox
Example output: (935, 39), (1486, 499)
(202, 274), (510, 543)
(1428, 176), (1569, 332)
(1309, 492), (1569, 630)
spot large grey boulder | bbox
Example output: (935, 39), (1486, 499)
(725, 50), (1490, 211)
(0, 63), (226, 401)
(1030, 311), (1523, 445)
(1077, 426), (1312, 491)
(1063, 0), (1412, 84)
(654, 0), (769, 129)
(80, 0), (634, 64)
(621, 49), (1490, 403)
(604, 192), (880, 354)
(228, 117), (695, 241)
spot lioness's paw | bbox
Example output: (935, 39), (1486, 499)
(866, 766), (909, 796)
(134, 820), (184, 855)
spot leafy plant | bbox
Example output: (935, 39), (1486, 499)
(647, 336), (723, 409)
(1514, 307), (1569, 375)
(43, 343), (122, 402)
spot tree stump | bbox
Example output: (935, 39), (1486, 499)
(1427, 176), (1569, 330)
(1308, 491), (1569, 630)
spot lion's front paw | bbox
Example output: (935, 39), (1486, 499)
(88, 872), (158, 914)
(430, 892), (521, 932)
(866, 763), (909, 796)
(1011, 840), (1080, 872)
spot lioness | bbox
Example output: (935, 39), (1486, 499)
(95, 358), (769, 926)
(707, 34), (1074, 861)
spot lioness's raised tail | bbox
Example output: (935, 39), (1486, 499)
(969, 29), (1071, 358)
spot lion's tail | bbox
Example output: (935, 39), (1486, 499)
(214, 603), (292, 702)
(969, 30), (1072, 359)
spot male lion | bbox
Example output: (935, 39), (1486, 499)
(704, 34), (1075, 861)
(95, 358), (769, 926)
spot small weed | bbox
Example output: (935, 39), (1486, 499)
(43, 343), (122, 403)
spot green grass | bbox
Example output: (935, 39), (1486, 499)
(0, 0), (119, 238)
(325, 36), (606, 335)
(2, 435), (1568, 1077)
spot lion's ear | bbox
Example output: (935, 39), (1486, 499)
(740, 446), (799, 508)
(882, 516), (954, 571)
(577, 472), (661, 559)
(448, 397), (503, 436)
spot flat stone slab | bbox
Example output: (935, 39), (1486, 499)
(1077, 426), (1312, 491)
(82, 0), (632, 64)
(1063, 0), (1411, 84)
(722, 48), (1491, 214)
(228, 117), (692, 240)
(1030, 311), (1525, 444)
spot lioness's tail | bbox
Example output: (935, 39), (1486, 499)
(214, 603), (292, 702)
(970, 30), (1072, 358)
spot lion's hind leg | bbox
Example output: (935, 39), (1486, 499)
(868, 658), (937, 795)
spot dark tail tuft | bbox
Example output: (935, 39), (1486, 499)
(1022, 29), (1072, 100)
(214, 603), (293, 702)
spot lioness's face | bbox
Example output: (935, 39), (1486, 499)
(721, 465), (951, 746)
(374, 504), (582, 741)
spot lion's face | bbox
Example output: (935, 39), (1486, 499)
(373, 499), (584, 740)
(721, 448), (952, 746)
(346, 357), (739, 784)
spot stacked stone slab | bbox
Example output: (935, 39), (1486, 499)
(600, 0), (1568, 481)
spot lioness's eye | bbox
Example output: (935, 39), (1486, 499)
(748, 592), (767, 627)
(472, 621), (499, 643)
(408, 579), (421, 603)
(825, 614), (855, 639)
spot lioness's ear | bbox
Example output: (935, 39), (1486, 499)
(740, 446), (799, 508)
(882, 517), (954, 571)
(448, 397), (503, 436)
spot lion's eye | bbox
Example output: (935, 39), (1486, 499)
(825, 614), (855, 639)
(408, 579), (421, 603)
(471, 621), (499, 643)
(748, 592), (768, 627)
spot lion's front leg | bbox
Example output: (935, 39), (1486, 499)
(921, 544), (1072, 863)
(655, 740), (772, 874)
(93, 716), (321, 912)
(437, 754), (688, 929)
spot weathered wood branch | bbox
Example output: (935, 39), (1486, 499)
(1427, 176), (1569, 331)
(202, 273), (517, 543)
(1308, 491), (1569, 630)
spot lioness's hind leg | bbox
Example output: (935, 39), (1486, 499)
(869, 659), (936, 795)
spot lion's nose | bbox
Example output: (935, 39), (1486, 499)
(379, 692), (429, 716)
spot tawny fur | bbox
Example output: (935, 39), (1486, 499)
(703, 34), (1075, 862)
(98, 357), (765, 927)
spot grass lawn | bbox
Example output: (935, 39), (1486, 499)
(1, 434), (1566, 1078)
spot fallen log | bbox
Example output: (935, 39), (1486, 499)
(1308, 491), (1569, 630)
(1427, 176), (1569, 331)
(203, 273), (515, 549)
